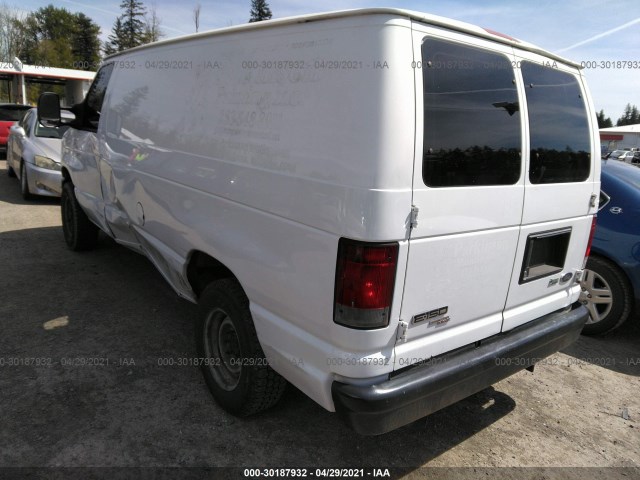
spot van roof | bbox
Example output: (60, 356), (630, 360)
(105, 8), (580, 69)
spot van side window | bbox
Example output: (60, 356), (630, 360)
(422, 38), (521, 187)
(85, 63), (115, 130)
(521, 62), (590, 184)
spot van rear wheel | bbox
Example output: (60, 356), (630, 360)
(61, 182), (99, 251)
(196, 279), (286, 416)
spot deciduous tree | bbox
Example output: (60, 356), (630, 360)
(0, 3), (26, 63)
(17, 5), (101, 70)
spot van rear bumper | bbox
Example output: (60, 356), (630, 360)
(331, 304), (588, 435)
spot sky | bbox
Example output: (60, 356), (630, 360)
(13, 0), (640, 120)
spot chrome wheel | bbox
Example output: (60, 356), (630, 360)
(581, 268), (613, 324)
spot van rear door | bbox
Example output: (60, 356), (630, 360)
(501, 51), (599, 331)
(395, 27), (526, 367)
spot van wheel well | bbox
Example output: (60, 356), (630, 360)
(187, 251), (235, 299)
(61, 168), (71, 184)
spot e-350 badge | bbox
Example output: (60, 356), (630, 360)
(413, 306), (450, 327)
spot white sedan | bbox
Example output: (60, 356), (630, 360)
(617, 151), (637, 163)
(6, 108), (69, 199)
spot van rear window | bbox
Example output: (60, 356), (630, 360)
(521, 62), (590, 184)
(422, 38), (521, 187)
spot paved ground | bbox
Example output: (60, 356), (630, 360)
(0, 158), (638, 479)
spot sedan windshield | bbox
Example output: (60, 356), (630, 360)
(35, 122), (68, 139)
(0, 105), (31, 121)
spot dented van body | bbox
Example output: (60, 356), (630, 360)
(41, 9), (598, 434)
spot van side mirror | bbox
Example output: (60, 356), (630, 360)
(37, 92), (62, 126)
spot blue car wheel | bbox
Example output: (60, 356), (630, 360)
(581, 256), (633, 335)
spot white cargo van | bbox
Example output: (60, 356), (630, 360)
(39, 8), (599, 435)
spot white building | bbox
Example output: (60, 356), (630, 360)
(0, 60), (95, 106)
(600, 124), (640, 153)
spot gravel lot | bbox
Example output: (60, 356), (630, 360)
(0, 158), (638, 479)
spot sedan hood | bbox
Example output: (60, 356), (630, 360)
(31, 136), (63, 162)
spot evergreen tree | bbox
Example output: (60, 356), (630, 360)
(616, 103), (640, 126)
(105, 1), (163, 54)
(104, 17), (124, 55)
(596, 109), (613, 129)
(71, 13), (101, 69)
(119, 0), (147, 50)
(249, 0), (272, 23)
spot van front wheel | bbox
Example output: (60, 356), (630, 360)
(196, 279), (286, 416)
(61, 182), (98, 251)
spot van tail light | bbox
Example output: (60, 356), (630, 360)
(334, 239), (399, 329)
(584, 216), (597, 265)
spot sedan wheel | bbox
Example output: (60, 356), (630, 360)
(580, 256), (632, 335)
(581, 269), (612, 322)
(20, 162), (33, 200)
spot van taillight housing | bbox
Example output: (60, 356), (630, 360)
(584, 216), (597, 261)
(334, 239), (399, 329)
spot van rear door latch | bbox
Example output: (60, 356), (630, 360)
(409, 205), (419, 229)
(396, 320), (408, 341)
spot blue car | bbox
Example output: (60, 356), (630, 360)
(580, 160), (640, 335)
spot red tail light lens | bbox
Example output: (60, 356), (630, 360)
(334, 239), (399, 329)
(585, 216), (597, 260)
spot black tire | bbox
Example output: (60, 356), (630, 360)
(196, 279), (286, 416)
(61, 182), (99, 251)
(581, 256), (633, 335)
(20, 162), (33, 200)
(7, 164), (16, 177)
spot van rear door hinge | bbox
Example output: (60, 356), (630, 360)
(396, 320), (408, 342)
(409, 205), (419, 229)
